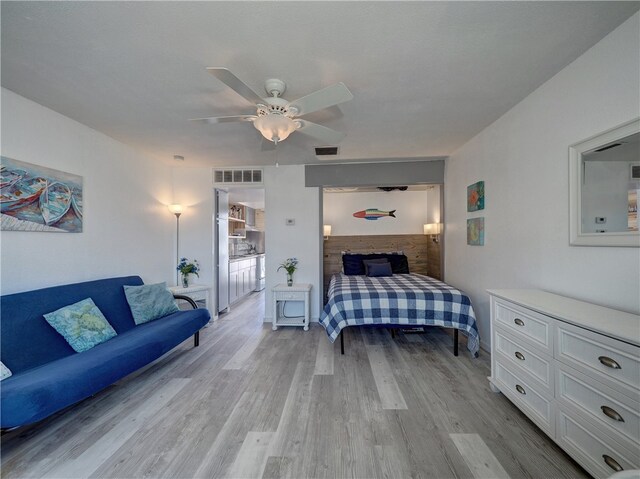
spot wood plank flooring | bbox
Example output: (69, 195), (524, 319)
(1, 291), (589, 479)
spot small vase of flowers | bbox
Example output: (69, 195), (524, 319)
(277, 257), (298, 286)
(177, 257), (200, 288)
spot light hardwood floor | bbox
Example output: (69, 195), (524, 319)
(1, 291), (589, 479)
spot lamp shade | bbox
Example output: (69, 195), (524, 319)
(323, 225), (332, 236)
(424, 223), (442, 235)
(168, 204), (183, 215)
(253, 114), (296, 143)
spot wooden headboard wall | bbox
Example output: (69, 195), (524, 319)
(322, 234), (442, 299)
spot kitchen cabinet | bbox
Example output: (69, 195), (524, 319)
(245, 207), (256, 227)
(229, 256), (258, 304)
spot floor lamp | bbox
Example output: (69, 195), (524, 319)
(168, 204), (183, 286)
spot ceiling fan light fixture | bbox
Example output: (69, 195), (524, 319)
(253, 114), (296, 143)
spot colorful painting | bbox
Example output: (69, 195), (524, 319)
(467, 181), (485, 212)
(467, 217), (484, 245)
(353, 208), (396, 221)
(1, 157), (83, 233)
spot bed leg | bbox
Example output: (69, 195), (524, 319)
(390, 328), (396, 339)
(340, 331), (345, 355)
(194, 331), (200, 347)
(453, 329), (458, 356)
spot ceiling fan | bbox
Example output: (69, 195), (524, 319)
(191, 68), (353, 146)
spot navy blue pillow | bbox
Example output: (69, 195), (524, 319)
(342, 253), (410, 275)
(363, 258), (389, 275)
(367, 262), (393, 277)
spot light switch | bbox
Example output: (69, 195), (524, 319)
(595, 217), (606, 224)
(286, 218), (295, 226)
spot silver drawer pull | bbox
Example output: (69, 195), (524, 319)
(601, 405), (625, 422)
(515, 384), (526, 395)
(514, 318), (525, 326)
(598, 356), (621, 369)
(514, 351), (525, 361)
(603, 454), (623, 472)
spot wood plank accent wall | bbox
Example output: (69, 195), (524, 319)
(323, 234), (441, 300)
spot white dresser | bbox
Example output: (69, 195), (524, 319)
(488, 290), (640, 479)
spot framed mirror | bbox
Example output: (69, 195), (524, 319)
(569, 118), (639, 247)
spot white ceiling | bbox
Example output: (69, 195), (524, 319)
(2, 2), (637, 167)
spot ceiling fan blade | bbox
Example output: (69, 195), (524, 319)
(296, 120), (346, 144)
(288, 83), (353, 116)
(206, 67), (265, 105)
(189, 115), (257, 124)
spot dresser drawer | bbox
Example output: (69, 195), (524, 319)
(556, 321), (640, 401)
(556, 404), (639, 479)
(493, 299), (553, 354)
(494, 327), (553, 393)
(494, 358), (554, 436)
(556, 363), (639, 449)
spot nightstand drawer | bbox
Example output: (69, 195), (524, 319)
(275, 291), (305, 301)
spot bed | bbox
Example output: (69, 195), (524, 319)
(319, 272), (480, 357)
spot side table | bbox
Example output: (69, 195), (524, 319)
(168, 283), (213, 321)
(272, 283), (312, 331)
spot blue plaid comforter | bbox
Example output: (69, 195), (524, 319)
(320, 273), (480, 355)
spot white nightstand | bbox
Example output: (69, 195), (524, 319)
(272, 283), (312, 331)
(168, 284), (212, 321)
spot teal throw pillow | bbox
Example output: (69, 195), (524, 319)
(43, 298), (117, 353)
(123, 282), (179, 325)
(0, 361), (12, 381)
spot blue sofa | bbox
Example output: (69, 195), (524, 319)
(0, 276), (210, 429)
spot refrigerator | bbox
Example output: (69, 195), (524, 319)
(215, 189), (229, 313)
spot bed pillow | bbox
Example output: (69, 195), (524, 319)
(43, 298), (117, 353)
(342, 253), (410, 275)
(123, 282), (179, 325)
(0, 361), (12, 381)
(367, 262), (393, 277)
(363, 258), (389, 275)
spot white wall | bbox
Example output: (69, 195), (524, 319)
(265, 165), (321, 321)
(445, 14), (640, 351)
(1, 88), (175, 294)
(323, 190), (430, 236)
(169, 167), (215, 291)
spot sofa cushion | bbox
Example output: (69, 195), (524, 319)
(123, 282), (179, 325)
(0, 276), (142, 374)
(0, 307), (209, 429)
(43, 298), (117, 353)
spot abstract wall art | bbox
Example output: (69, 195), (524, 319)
(1, 157), (83, 233)
(467, 181), (485, 212)
(467, 217), (484, 245)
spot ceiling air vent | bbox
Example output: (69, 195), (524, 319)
(213, 168), (264, 185)
(315, 146), (339, 156)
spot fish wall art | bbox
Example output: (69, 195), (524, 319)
(353, 208), (396, 221)
(1, 157), (83, 233)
